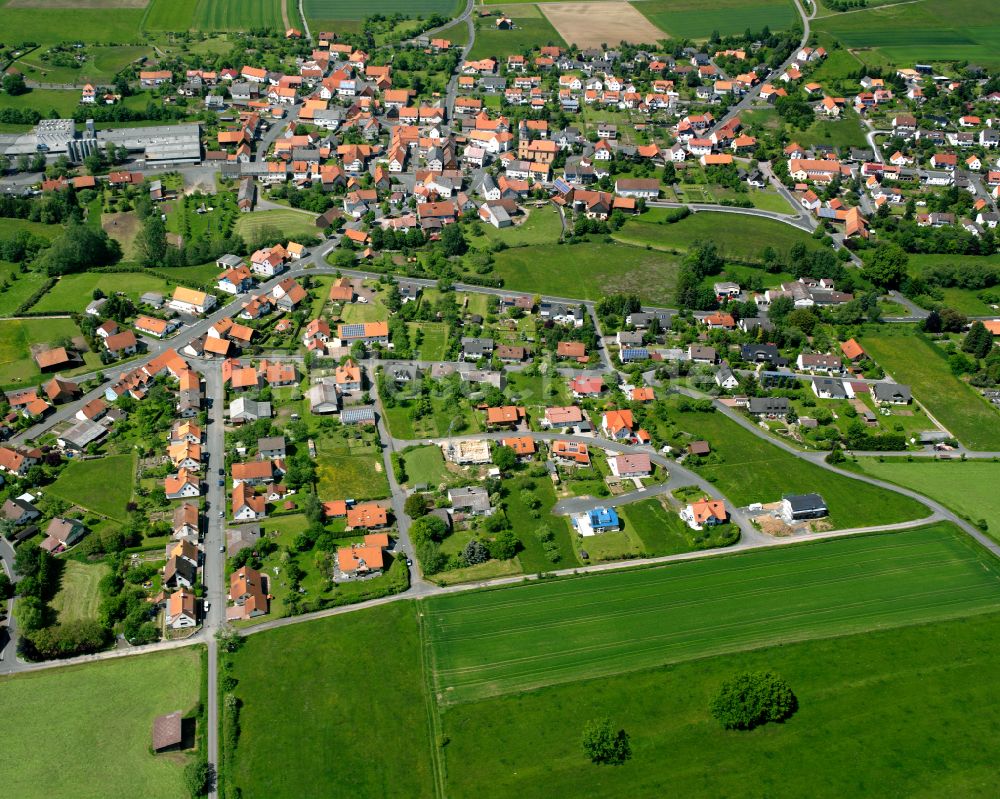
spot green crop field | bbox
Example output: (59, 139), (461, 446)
(491, 241), (680, 305)
(50, 560), (110, 623)
(304, 0), (460, 18)
(814, 0), (1000, 68)
(227, 603), (435, 799)
(613, 210), (823, 263)
(144, 0), (199, 29)
(668, 403), (927, 526)
(850, 458), (1000, 543)
(0, 648), (202, 799)
(234, 209), (318, 241)
(32, 272), (174, 314)
(632, 0), (798, 39)
(192, 0), (287, 31)
(49, 454), (136, 520)
(424, 524), (1000, 705)
(861, 329), (1000, 451)
(440, 610), (1000, 798)
(3, 4), (145, 46)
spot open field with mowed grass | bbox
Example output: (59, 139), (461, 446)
(50, 560), (110, 623)
(32, 271), (175, 313)
(0, 316), (99, 386)
(470, 203), (562, 248)
(227, 602), (435, 799)
(632, 0), (797, 38)
(0, 648), (202, 799)
(613, 209), (823, 263)
(440, 609), (1000, 798)
(424, 524), (1000, 705)
(491, 241), (679, 305)
(234, 208), (318, 241)
(813, 0), (1000, 68)
(49, 454), (136, 520)
(860, 329), (1000, 451)
(849, 458), (1000, 543)
(0, 87), (85, 118)
(469, 12), (566, 59)
(670, 403), (927, 526)
(0, 263), (50, 316)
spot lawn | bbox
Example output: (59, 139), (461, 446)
(401, 444), (454, 487)
(0, 648), (202, 799)
(471, 203), (563, 248)
(632, 0), (798, 38)
(501, 474), (578, 571)
(408, 321), (450, 360)
(620, 496), (736, 555)
(13, 44), (150, 85)
(234, 209), (318, 241)
(0, 316), (100, 386)
(440, 609), (1000, 798)
(0, 262), (50, 317)
(669, 402), (927, 526)
(314, 431), (390, 500)
(49, 454), (136, 521)
(0, 87), (87, 118)
(32, 271), (174, 314)
(423, 524), (1000, 705)
(0, 218), (62, 242)
(613, 209), (823, 264)
(813, 0), (1000, 68)
(469, 13), (567, 59)
(861, 329), (1000, 451)
(49, 559), (110, 623)
(849, 458), (1000, 543)
(793, 112), (870, 150)
(383, 396), (483, 439)
(227, 602), (435, 799)
(490, 241), (680, 305)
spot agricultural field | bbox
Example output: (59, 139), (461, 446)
(3, 1), (145, 47)
(143, 0), (199, 30)
(304, 0), (461, 36)
(860, 329), (1000, 451)
(667, 402), (928, 526)
(490, 241), (680, 305)
(440, 609), (1000, 798)
(813, 0), (1000, 69)
(469, 7), (567, 59)
(226, 603), (435, 799)
(613, 209), (823, 263)
(0, 648), (202, 799)
(49, 560), (110, 623)
(0, 316), (100, 386)
(423, 524), (1000, 705)
(540, 1), (666, 49)
(234, 209), (318, 242)
(187, 0), (288, 31)
(632, 0), (798, 39)
(31, 271), (174, 314)
(849, 458), (1000, 543)
(49, 454), (136, 520)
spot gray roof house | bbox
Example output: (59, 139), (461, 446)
(229, 397), (272, 423)
(447, 486), (492, 515)
(871, 383), (912, 405)
(748, 397), (790, 417)
(461, 337), (495, 359)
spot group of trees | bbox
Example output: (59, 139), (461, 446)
(674, 240), (725, 310)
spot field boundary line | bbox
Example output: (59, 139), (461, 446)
(417, 603), (448, 799)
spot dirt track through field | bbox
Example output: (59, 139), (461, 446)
(540, 1), (665, 47)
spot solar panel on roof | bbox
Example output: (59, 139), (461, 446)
(341, 406), (375, 422)
(340, 323), (366, 338)
(553, 178), (571, 194)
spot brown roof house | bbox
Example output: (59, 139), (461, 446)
(151, 711), (184, 753)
